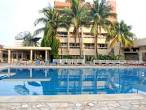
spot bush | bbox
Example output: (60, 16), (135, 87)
(96, 54), (123, 60)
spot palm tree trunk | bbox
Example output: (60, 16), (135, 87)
(50, 36), (54, 62)
(74, 28), (78, 43)
(95, 35), (98, 57)
(75, 28), (81, 57)
(119, 42), (121, 55)
(95, 26), (99, 58)
(79, 27), (82, 58)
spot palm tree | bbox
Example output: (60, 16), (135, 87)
(34, 7), (65, 60)
(107, 21), (134, 55)
(21, 32), (40, 47)
(34, 8), (60, 41)
(90, 0), (114, 57)
(61, 0), (89, 57)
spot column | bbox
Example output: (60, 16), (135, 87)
(45, 50), (48, 61)
(1, 51), (3, 62)
(16, 51), (18, 61)
(80, 26), (84, 57)
(30, 68), (32, 78)
(8, 50), (11, 64)
(139, 51), (143, 62)
(30, 50), (33, 61)
(67, 31), (70, 54)
(8, 68), (10, 77)
(21, 52), (23, 60)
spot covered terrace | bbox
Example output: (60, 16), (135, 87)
(1, 47), (51, 64)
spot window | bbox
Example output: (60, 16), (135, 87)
(69, 43), (80, 48)
(98, 44), (107, 49)
(57, 32), (67, 37)
(60, 43), (67, 48)
(84, 43), (94, 49)
(124, 48), (130, 52)
(132, 48), (139, 52)
(70, 32), (81, 38)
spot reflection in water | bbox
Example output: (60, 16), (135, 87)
(27, 81), (41, 87)
(0, 68), (146, 96)
(14, 83), (29, 95)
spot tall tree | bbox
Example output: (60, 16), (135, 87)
(61, 0), (89, 57)
(34, 7), (65, 60)
(15, 31), (40, 47)
(107, 21), (134, 55)
(90, 0), (114, 57)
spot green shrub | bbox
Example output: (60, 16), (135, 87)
(96, 54), (124, 60)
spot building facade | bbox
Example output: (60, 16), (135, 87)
(54, 0), (117, 59)
(122, 38), (146, 62)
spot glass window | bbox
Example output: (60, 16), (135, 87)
(60, 43), (67, 48)
(57, 32), (67, 37)
(84, 43), (95, 49)
(69, 43), (80, 48)
(98, 44), (107, 49)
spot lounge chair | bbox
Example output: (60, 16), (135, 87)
(35, 60), (40, 65)
(45, 60), (49, 65)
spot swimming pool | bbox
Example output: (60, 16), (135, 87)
(0, 67), (146, 96)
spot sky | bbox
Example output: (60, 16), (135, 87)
(0, 0), (146, 46)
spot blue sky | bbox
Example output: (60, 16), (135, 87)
(0, 0), (146, 46)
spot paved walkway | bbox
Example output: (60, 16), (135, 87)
(0, 94), (146, 110)
(0, 99), (146, 110)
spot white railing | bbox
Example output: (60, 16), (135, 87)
(93, 60), (143, 65)
(93, 60), (127, 64)
(53, 59), (85, 64)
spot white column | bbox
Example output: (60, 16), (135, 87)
(8, 50), (11, 64)
(16, 51), (18, 60)
(8, 68), (10, 77)
(45, 69), (47, 77)
(30, 50), (33, 61)
(34, 51), (36, 59)
(45, 50), (48, 61)
(139, 51), (143, 62)
(21, 52), (23, 60)
(30, 68), (32, 78)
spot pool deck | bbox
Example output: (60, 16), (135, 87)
(0, 64), (146, 70)
(0, 64), (146, 109)
(0, 94), (146, 110)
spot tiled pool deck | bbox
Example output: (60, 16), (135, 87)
(0, 94), (146, 110)
(0, 64), (146, 110)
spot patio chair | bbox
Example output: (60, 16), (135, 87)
(45, 60), (49, 65)
(26, 60), (32, 65)
(35, 60), (40, 65)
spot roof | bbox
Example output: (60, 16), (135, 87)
(3, 46), (51, 50)
(134, 38), (146, 47)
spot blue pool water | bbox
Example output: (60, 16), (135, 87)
(0, 67), (146, 96)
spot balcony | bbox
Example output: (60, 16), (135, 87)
(69, 37), (80, 43)
(84, 49), (96, 55)
(83, 37), (94, 43)
(98, 49), (109, 55)
(97, 38), (106, 44)
(59, 48), (69, 55)
(69, 49), (80, 55)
